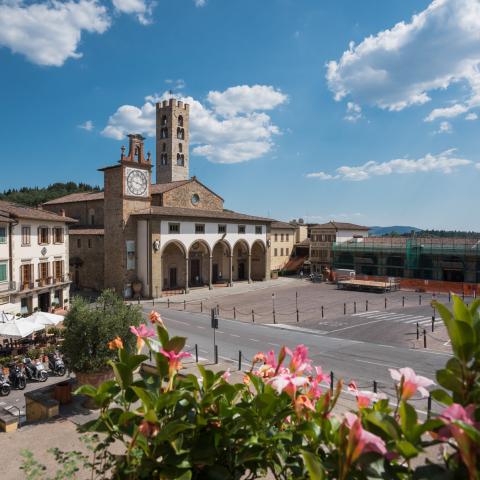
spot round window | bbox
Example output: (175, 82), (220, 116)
(191, 193), (200, 205)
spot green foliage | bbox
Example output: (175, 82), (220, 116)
(61, 290), (141, 373)
(0, 182), (100, 207)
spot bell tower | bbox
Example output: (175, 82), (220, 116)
(156, 99), (190, 184)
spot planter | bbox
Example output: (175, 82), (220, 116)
(54, 381), (72, 405)
(75, 369), (114, 409)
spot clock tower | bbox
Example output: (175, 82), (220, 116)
(101, 134), (152, 295)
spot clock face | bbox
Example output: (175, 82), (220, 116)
(126, 168), (148, 197)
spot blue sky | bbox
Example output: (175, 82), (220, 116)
(1, 0), (479, 230)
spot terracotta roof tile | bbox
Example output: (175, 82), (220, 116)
(312, 221), (369, 231)
(43, 191), (104, 205)
(271, 221), (296, 229)
(0, 200), (77, 223)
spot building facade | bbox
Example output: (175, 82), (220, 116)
(44, 99), (272, 298)
(0, 201), (74, 314)
(270, 221), (296, 272)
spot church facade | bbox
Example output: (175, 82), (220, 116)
(44, 99), (272, 298)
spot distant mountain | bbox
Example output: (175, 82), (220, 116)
(369, 226), (422, 236)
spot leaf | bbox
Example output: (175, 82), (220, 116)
(166, 336), (187, 354)
(453, 421), (480, 444)
(399, 401), (418, 440)
(157, 325), (169, 347)
(111, 361), (133, 389)
(74, 384), (97, 397)
(302, 451), (325, 480)
(452, 295), (473, 326)
(430, 389), (453, 406)
(436, 369), (464, 395)
(396, 440), (419, 459)
(127, 354), (149, 371)
(364, 412), (400, 440)
(131, 386), (154, 408)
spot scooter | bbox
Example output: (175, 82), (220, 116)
(23, 357), (48, 382)
(47, 352), (66, 376)
(7, 362), (27, 390)
(0, 370), (11, 396)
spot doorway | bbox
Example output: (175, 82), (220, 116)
(38, 292), (50, 312)
(169, 267), (177, 288)
(212, 264), (219, 283)
(190, 259), (201, 285)
(238, 262), (246, 280)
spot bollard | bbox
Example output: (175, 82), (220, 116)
(149, 349), (152, 362)
(273, 308), (276, 324)
(296, 309), (299, 323)
(366, 300), (368, 312)
(448, 291), (451, 302)
(373, 380), (377, 393)
(419, 294), (422, 306)
(238, 350), (242, 371)
(214, 345), (218, 364)
(330, 371), (334, 393)
(138, 298), (140, 305)
(234, 307), (236, 320)
(384, 297), (387, 309)
(432, 316), (435, 332)
(201, 301), (203, 313)
(354, 301), (356, 314)
(423, 329), (427, 348)
(402, 296), (405, 307)
(195, 344), (199, 363)
(184, 300), (186, 311)
(252, 309), (255, 323)
(462, 291), (465, 300)
(168, 298), (170, 308)
(416, 322), (419, 340)
(427, 395), (432, 419)
(152, 298), (155, 307)
(217, 304), (220, 314)
(344, 303), (346, 315)
(321, 305), (324, 318)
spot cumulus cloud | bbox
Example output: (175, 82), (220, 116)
(207, 85), (288, 117)
(326, 0), (480, 118)
(436, 121), (452, 134)
(102, 85), (287, 164)
(306, 149), (472, 181)
(344, 102), (362, 122)
(465, 112), (478, 120)
(78, 120), (94, 131)
(111, 0), (154, 24)
(0, 0), (110, 67)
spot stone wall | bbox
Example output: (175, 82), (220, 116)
(70, 234), (104, 291)
(45, 199), (104, 226)
(162, 180), (223, 211)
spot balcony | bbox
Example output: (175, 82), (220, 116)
(17, 275), (71, 293)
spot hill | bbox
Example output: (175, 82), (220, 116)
(369, 226), (422, 236)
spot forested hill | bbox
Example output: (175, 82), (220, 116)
(0, 182), (101, 207)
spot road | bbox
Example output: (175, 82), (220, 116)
(146, 306), (451, 412)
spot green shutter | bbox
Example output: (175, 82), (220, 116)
(0, 227), (6, 244)
(0, 263), (7, 282)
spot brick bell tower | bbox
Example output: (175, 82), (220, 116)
(156, 98), (190, 184)
(101, 134), (152, 295)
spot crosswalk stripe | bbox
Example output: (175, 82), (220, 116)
(351, 311), (437, 326)
(352, 311), (380, 316)
(404, 316), (432, 324)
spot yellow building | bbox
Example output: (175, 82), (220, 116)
(270, 221), (296, 272)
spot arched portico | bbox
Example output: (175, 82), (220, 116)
(233, 240), (250, 282)
(187, 240), (211, 289)
(251, 240), (267, 281)
(212, 240), (232, 286)
(161, 241), (187, 291)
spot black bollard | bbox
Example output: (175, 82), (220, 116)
(344, 303), (346, 315)
(448, 291), (451, 302)
(273, 308), (276, 324)
(238, 350), (242, 371)
(184, 300), (186, 310)
(419, 294), (422, 305)
(296, 309), (299, 323)
(432, 316), (435, 332)
(252, 309), (255, 323)
(195, 344), (199, 363)
(152, 298), (155, 307)
(423, 329), (427, 348)
(234, 307), (236, 320)
(384, 297), (387, 309)
(366, 300), (368, 312)
(201, 301), (203, 313)
(402, 296), (405, 307)
(354, 301), (356, 314)
(373, 380), (377, 393)
(168, 298), (170, 308)
(214, 345), (218, 364)
(416, 322), (419, 340)
(330, 371), (334, 393)
(427, 395), (432, 419)
(321, 305), (324, 318)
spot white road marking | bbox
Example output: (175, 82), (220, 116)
(356, 359), (398, 368)
(404, 316), (432, 324)
(352, 311), (380, 316)
(196, 326), (205, 329)
(230, 334), (240, 338)
(328, 318), (385, 333)
(268, 342), (280, 347)
(249, 338), (260, 342)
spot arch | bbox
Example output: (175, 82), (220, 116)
(251, 240), (267, 281)
(178, 115), (184, 127)
(212, 240), (232, 284)
(177, 128), (185, 140)
(177, 154), (184, 166)
(188, 240), (211, 287)
(161, 115), (167, 126)
(161, 240), (187, 290)
(161, 127), (168, 139)
(233, 239), (250, 281)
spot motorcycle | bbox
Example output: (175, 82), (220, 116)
(7, 362), (26, 390)
(0, 370), (11, 396)
(47, 352), (66, 376)
(23, 357), (48, 382)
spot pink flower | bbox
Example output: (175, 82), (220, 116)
(130, 324), (155, 338)
(160, 349), (192, 373)
(138, 420), (160, 438)
(149, 310), (165, 327)
(344, 412), (387, 463)
(389, 367), (434, 400)
(269, 373), (309, 397)
(287, 344), (312, 374)
(348, 380), (385, 408)
(294, 394), (316, 415)
(252, 352), (267, 364)
(222, 369), (231, 381)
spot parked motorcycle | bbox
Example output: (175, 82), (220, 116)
(23, 357), (48, 382)
(7, 362), (26, 390)
(47, 352), (65, 376)
(0, 370), (11, 396)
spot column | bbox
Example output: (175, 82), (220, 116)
(209, 256), (213, 290)
(248, 253), (252, 284)
(228, 255), (233, 287)
(185, 257), (189, 294)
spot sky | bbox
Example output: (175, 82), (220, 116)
(0, 0), (479, 230)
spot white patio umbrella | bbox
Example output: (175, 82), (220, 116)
(26, 311), (64, 327)
(0, 318), (45, 338)
(0, 311), (14, 323)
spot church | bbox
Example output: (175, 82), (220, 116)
(43, 99), (272, 298)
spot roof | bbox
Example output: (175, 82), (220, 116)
(132, 205), (272, 223)
(0, 200), (77, 223)
(312, 221), (369, 231)
(43, 191), (104, 205)
(0, 213), (13, 223)
(295, 238), (311, 246)
(69, 228), (105, 236)
(271, 221), (296, 230)
(151, 180), (191, 194)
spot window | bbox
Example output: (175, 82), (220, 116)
(286, 234), (289, 242)
(255, 226), (262, 234)
(88, 239), (92, 248)
(274, 233), (278, 242)
(21, 264), (32, 285)
(53, 227), (64, 244)
(280, 234), (284, 242)
(39, 262), (49, 280)
(88, 208), (95, 226)
(218, 224), (226, 234)
(0, 227), (6, 244)
(161, 127), (168, 139)
(161, 153), (168, 165)
(162, 143), (166, 152)
(54, 260), (64, 280)
(286, 248), (289, 256)
(161, 115), (167, 126)
(280, 248), (284, 256)
(169, 223), (180, 233)
(0, 262), (7, 282)
(77, 238), (81, 248)
(178, 115), (184, 127)
(22, 226), (31, 245)
(177, 128), (185, 140)
(177, 153), (184, 166)
(195, 224), (205, 234)
(38, 227), (49, 245)
(274, 248), (278, 257)
(238, 225), (246, 234)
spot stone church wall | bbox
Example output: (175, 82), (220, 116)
(162, 181), (223, 211)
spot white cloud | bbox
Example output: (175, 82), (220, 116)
(476, 163), (480, 170)
(165, 78), (186, 90)
(306, 149), (472, 181)
(194, 0), (206, 6)
(78, 120), (94, 131)
(111, 0), (154, 25)
(465, 112), (478, 120)
(0, 0), (110, 67)
(102, 85), (286, 164)
(327, 0), (480, 117)
(425, 104), (468, 122)
(436, 121), (452, 134)
(344, 101), (362, 122)
(207, 85), (288, 117)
